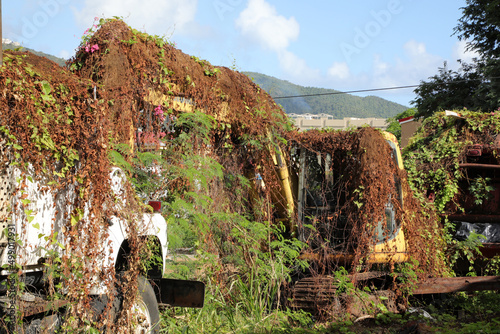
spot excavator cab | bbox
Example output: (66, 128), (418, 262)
(296, 149), (352, 250)
(292, 131), (407, 265)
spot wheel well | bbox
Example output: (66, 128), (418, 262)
(115, 236), (163, 279)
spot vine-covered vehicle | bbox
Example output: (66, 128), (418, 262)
(404, 111), (500, 269)
(0, 160), (204, 332)
(259, 128), (414, 315)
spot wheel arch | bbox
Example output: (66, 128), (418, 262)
(115, 235), (164, 279)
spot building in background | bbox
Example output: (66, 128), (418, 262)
(289, 113), (388, 131)
(398, 116), (422, 148)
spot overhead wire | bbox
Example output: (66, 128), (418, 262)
(272, 85), (419, 99)
(271, 76), (500, 100)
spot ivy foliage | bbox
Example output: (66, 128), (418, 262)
(404, 109), (500, 213)
(403, 109), (500, 273)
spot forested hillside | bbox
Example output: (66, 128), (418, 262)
(2, 42), (67, 66)
(246, 71), (408, 118)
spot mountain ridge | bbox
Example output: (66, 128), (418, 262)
(244, 71), (408, 118)
(2, 42), (67, 67)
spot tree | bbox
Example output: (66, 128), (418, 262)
(412, 61), (491, 118)
(454, 0), (500, 58)
(455, 0), (500, 110)
(413, 0), (500, 118)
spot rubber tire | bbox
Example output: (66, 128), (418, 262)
(133, 276), (160, 334)
(92, 275), (160, 333)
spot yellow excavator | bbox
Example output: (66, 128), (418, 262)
(264, 128), (409, 314)
(269, 129), (408, 261)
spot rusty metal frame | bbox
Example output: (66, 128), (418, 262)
(150, 278), (205, 308)
(412, 276), (500, 295)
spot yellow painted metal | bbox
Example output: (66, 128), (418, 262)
(267, 131), (296, 234)
(374, 130), (408, 263)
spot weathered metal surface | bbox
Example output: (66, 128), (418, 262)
(290, 274), (399, 318)
(412, 276), (500, 295)
(480, 243), (500, 258)
(290, 272), (389, 312)
(0, 295), (67, 317)
(0, 296), (68, 317)
(459, 163), (500, 169)
(151, 278), (205, 308)
(290, 276), (339, 312)
(20, 299), (68, 317)
(445, 214), (500, 224)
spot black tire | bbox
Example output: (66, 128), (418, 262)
(93, 275), (160, 333)
(90, 292), (122, 332)
(129, 276), (160, 334)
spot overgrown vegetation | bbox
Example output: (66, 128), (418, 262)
(0, 48), (146, 332)
(403, 109), (500, 276)
(2, 15), (499, 333)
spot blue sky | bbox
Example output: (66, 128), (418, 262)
(4, 0), (478, 107)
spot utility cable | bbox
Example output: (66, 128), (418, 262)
(271, 76), (500, 100)
(272, 85), (419, 99)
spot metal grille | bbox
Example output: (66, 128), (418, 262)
(0, 140), (13, 244)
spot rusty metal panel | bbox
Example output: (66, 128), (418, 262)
(459, 163), (500, 169)
(151, 278), (205, 308)
(413, 276), (500, 295)
(445, 214), (500, 224)
(480, 243), (500, 258)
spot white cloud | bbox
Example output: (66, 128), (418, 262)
(452, 40), (480, 64)
(327, 62), (350, 80)
(322, 40), (447, 105)
(74, 0), (198, 36)
(277, 50), (320, 82)
(235, 0), (299, 52)
(373, 55), (389, 76)
(356, 40), (442, 89)
(59, 49), (71, 60)
(235, 0), (315, 83)
(403, 40), (426, 58)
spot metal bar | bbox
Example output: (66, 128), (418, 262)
(20, 299), (68, 317)
(413, 276), (500, 295)
(445, 214), (500, 224)
(150, 278), (205, 308)
(459, 163), (500, 169)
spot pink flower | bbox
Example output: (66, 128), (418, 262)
(84, 43), (99, 53)
(154, 105), (165, 121)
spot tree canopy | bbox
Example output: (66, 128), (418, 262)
(413, 0), (500, 118)
(454, 0), (500, 58)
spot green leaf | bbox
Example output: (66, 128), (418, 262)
(41, 81), (51, 95)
